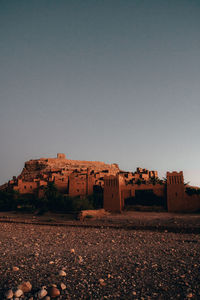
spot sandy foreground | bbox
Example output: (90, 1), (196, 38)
(0, 219), (200, 299)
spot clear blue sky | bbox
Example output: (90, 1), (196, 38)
(0, 0), (200, 186)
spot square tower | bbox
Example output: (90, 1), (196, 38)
(167, 171), (185, 212)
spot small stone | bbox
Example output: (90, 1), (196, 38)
(59, 270), (66, 276)
(132, 291), (137, 295)
(12, 266), (19, 271)
(60, 283), (66, 290)
(18, 281), (32, 293)
(38, 288), (47, 299)
(5, 289), (13, 299)
(187, 293), (193, 299)
(70, 248), (75, 254)
(48, 286), (60, 298)
(49, 261), (54, 264)
(99, 278), (106, 286)
(14, 289), (23, 297)
(78, 256), (83, 263)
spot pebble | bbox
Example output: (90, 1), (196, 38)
(99, 278), (106, 286)
(132, 291), (137, 295)
(38, 288), (47, 299)
(5, 289), (13, 299)
(78, 255), (83, 263)
(12, 266), (19, 271)
(70, 248), (75, 254)
(18, 281), (32, 293)
(59, 270), (66, 276)
(14, 289), (23, 297)
(48, 286), (60, 298)
(60, 282), (66, 290)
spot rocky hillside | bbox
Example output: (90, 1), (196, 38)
(18, 154), (120, 181)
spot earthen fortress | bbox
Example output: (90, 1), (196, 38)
(1, 153), (200, 213)
(4, 153), (119, 198)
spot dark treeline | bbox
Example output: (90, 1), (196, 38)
(0, 182), (103, 213)
(185, 187), (200, 196)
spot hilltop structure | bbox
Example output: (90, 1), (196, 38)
(1, 153), (200, 213)
(3, 153), (119, 198)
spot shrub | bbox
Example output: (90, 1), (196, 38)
(185, 187), (200, 196)
(0, 190), (19, 211)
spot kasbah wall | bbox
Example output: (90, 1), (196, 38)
(104, 171), (200, 213)
(2, 153), (200, 213)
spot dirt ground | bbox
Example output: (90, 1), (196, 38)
(0, 211), (200, 233)
(0, 221), (200, 299)
(0, 211), (200, 299)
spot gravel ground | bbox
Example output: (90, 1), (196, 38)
(1, 212), (200, 233)
(0, 223), (200, 299)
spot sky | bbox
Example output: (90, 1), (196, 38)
(0, 0), (200, 186)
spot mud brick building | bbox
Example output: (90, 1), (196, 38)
(1, 153), (200, 213)
(104, 171), (200, 213)
(3, 153), (119, 199)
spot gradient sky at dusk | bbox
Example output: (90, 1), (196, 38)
(0, 0), (200, 186)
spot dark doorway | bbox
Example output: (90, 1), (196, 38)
(125, 189), (167, 210)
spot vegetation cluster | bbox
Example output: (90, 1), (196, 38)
(185, 187), (200, 196)
(0, 182), (103, 213)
